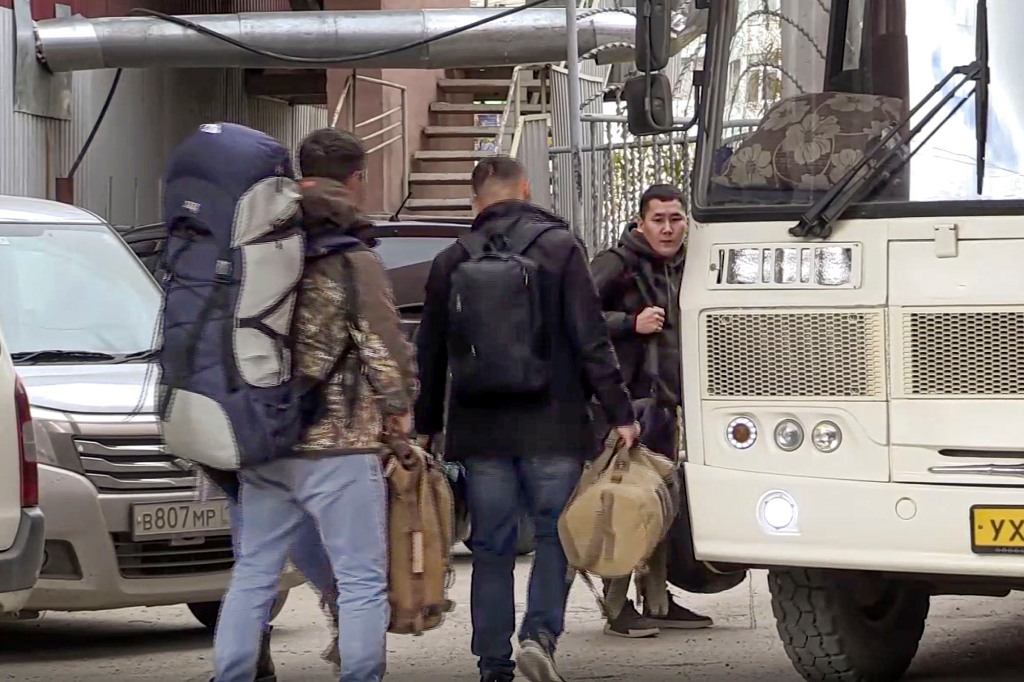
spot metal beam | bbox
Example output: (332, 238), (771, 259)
(31, 9), (640, 73)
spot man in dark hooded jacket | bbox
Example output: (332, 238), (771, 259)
(415, 155), (637, 682)
(589, 184), (714, 637)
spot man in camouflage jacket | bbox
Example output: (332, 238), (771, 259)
(213, 129), (416, 682)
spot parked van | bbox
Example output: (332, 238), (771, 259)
(0, 196), (297, 628)
(0, 319), (45, 615)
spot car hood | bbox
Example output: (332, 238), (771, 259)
(17, 363), (156, 415)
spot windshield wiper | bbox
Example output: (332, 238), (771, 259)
(791, 0), (990, 239)
(974, 0), (990, 195)
(11, 350), (118, 364)
(116, 348), (160, 363)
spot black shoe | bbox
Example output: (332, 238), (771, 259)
(603, 599), (661, 638)
(481, 672), (514, 682)
(256, 625), (277, 682)
(643, 596), (713, 630)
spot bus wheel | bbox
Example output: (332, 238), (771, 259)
(769, 568), (930, 682)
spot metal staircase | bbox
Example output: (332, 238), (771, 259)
(404, 66), (547, 217)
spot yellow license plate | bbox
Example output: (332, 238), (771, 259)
(970, 506), (1024, 554)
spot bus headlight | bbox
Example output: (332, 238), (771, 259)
(757, 490), (799, 534)
(773, 419), (804, 451)
(811, 421), (842, 452)
(726, 417), (757, 449)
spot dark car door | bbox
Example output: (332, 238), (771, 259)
(119, 221), (467, 340)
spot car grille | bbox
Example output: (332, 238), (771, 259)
(112, 533), (233, 578)
(74, 436), (197, 494)
(901, 310), (1024, 396)
(702, 310), (886, 399)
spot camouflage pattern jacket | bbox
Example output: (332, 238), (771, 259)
(291, 178), (418, 457)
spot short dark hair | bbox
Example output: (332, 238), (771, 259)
(639, 184), (685, 218)
(471, 155), (525, 196)
(297, 128), (366, 183)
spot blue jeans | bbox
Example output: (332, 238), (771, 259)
(214, 455), (389, 682)
(225, 491), (337, 612)
(465, 454), (583, 676)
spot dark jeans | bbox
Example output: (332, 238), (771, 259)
(464, 454), (583, 676)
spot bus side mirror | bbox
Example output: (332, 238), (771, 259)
(635, 0), (674, 73)
(624, 74), (673, 136)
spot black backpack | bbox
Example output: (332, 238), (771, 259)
(447, 219), (559, 399)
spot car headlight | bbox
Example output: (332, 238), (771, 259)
(726, 417), (757, 449)
(811, 421), (842, 453)
(773, 419), (804, 451)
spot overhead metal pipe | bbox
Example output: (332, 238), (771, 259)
(32, 9), (642, 73)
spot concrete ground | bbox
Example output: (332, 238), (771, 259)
(1, 550), (1022, 682)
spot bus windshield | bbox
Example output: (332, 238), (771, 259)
(696, 0), (1020, 217)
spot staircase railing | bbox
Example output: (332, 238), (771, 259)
(330, 73), (410, 202)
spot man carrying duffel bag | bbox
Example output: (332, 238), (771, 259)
(588, 184), (715, 637)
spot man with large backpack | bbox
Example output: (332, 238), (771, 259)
(158, 124), (416, 682)
(414, 155), (637, 682)
(589, 184), (714, 638)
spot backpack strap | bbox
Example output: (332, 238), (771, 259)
(609, 246), (656, 308)
(458, 218), (562, 259)
(608, 245), (661, 398)
(505, 221), (561, 256)
(328, 252), (364, 428)
(456, 230), (490, 259)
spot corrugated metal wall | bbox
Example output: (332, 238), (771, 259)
(549, 65), (607, 247)
(0, 7), (327, 226)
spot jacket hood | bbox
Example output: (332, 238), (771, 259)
(298, 176), (373, 240)
(618, 221), (685, 265)
(472, 199), (568, 231)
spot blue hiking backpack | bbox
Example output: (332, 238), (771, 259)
(157, 122), (361, 471)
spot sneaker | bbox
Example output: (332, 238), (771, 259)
(644, 597), (713, 629)
(603, 600), (661, 638)
(515, 639), (565, 682)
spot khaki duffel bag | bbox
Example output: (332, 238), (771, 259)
(558, 434), (679, 579)
(383, 437), (456, 635)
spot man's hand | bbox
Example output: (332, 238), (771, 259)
(615, 421), (641, 450)
(635, 306), (666, 335)
(386, 412), (413, 437)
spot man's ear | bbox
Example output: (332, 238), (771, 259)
(518, 176), (531, 202)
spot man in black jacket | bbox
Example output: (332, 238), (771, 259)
(590, 184), (714, 637)
(415, 156), (637, 682)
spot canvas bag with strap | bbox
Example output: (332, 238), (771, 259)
(382, 436), (456, 635)
(558, 432), (679, 581)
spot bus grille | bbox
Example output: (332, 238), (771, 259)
(901, 310), (1024, 396)
(702, 310), (886, 399)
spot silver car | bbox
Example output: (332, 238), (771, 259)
(0, 195), (298, 628)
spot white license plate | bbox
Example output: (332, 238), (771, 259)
(131, 500), (232, 539)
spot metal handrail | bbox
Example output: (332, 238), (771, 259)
(495, 65), (523, 154)
(329, 74), (409, 203)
